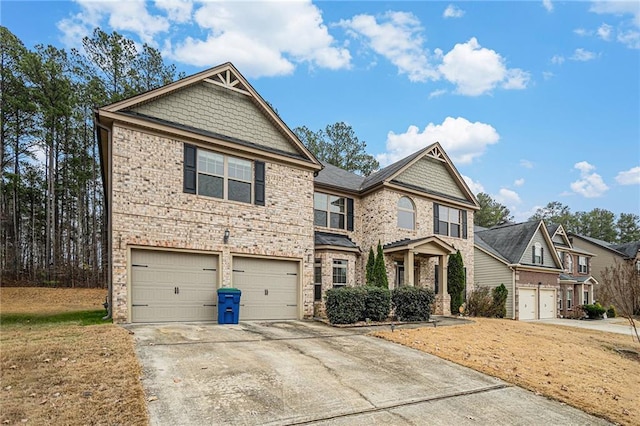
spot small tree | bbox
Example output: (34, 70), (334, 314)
(448, 250), (465, 314)
(366, 247), (375, 286)
(372, 241), (388, 288)
(600, 259), (639, 343)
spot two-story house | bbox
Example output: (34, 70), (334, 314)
(548, 225), (598, 318)
(96, 62), (479, 323)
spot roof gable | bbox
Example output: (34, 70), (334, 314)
(98, 63), (319, 166)
(548, 224), (572, 247)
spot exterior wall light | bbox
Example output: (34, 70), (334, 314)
(223, 229), (230, 244)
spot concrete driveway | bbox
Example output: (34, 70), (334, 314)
(533, 317), (637, 336)
(129, 321), (610, 425)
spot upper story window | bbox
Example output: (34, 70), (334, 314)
(578, 256), (588, 273)
(314, 192), (354, 231)
(183, 144), (265, 205)
(533, 242), (544, 264)
(397, 197), (416, 230)
(434, 203), (467, 238)
(567, 255), (573, 274)
(557, 251), (564, 268)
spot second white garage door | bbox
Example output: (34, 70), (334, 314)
(539, 289), (556, 319)
(232, 257), (299, 320)
(518, 288), (536, 320)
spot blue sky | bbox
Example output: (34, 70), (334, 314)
(3, 0), (639, 221)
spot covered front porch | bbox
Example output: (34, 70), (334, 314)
(559, 274), (598, 318)
(384, 236), (457, 315)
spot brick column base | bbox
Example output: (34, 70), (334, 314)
(434, 293), (451, 316)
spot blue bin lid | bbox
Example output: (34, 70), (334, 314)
(217, 287), (242, 294)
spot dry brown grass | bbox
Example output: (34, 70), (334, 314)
(0, 288), (149, 426)
(0, 287), (106, 314)
(374, 318), (639, 426)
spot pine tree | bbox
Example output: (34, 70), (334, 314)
(365, 247), (375, 286)
(447, 250), (465, 314)
(373, 241), (388, 288)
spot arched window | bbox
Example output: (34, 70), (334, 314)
(397, 197), (415, 230)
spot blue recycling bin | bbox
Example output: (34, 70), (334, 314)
(217, 288), (241, 324)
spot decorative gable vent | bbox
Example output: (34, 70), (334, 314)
(204, 69), (250, 95)
(426, 145), (445, 161)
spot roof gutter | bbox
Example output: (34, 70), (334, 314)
(95, 117), (113, 321)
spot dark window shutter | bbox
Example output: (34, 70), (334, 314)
(433, 203), (440, 234)
(541, 248), (544, 264)
(532, 246), (535, 263)
(254, 161), (265, 206)
(184, 144), (196, 194)
(462, 210), (468, 239)
(347, 198), (354, 231)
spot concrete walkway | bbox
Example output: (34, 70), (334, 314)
(130, 320), (611, 425)
(533, 317), (637, 337)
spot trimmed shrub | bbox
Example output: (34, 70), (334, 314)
(372, 241), (389, 288)
(583, 303), (606, 319)
(492, 284), (508, 318)
(363, 286), (391, 322)
(466, 287), (493, 317)
(392, 287), (435, 322)
(607, 305), (617, 318)
(325, 287), (366, 324)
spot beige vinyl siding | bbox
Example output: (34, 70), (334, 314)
(520, 231), (557, 268)
(394, 157), (466, 199)
(129, 82), (298, 155)
(474, 248), (514, 318)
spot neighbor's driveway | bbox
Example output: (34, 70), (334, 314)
(533, 317), (636, 336)
(129, 321), (611, 426)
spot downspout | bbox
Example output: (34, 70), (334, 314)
(511, 267), (516, 319)
(95, 118), (113, 321)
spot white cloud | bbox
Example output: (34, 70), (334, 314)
(570, 48), (597, 61)
(542, 71), (554, 80)
(570, 161), (609, 198)
(615, 166), (640, 185)
(155, 0), (192, 23)
(590, 1), (640, 27)
(514, 178), (525, 187)
(339, 11), (438, 82)
(438, 37), (530, 96)
(429, 89), (448, 99)
(542, 0), (554, 13)
(520, 159), (534, 169)
(618, 29), (640, 49)
(443, 4), (465, 19)
(169, 1), (351, 77)
(574, 28), (590, 36)
(377, 116), (500, 166)
(463, 175), (484, 195)
(58, 0), (170, 46)
(597, 23), (613, 40)
(551, 54), (565, 65)
(495, 188), (522, 206)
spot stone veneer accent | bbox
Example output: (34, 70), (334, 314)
(110, 125), (315, 322)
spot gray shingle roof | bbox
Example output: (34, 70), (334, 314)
(360, 146), (431, 191)
(474, 220), (541, 264)
(610, 241), (640, 259)
(559, 274), (594, 283)
(313, 161), (365, 192)
(568, 233), (627, 257)
(314, 231), (359, 249)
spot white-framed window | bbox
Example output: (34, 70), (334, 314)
(395, 261), (405, 287)
(567, 255), (573, 274)
(437, 205), (462, 237)
(583, 291), (589, 305)
(557, 251), (564, 268)
(578, 256), (588, 274)
(197, 150), (253, 203)
(397, 197), (416, 230)
(567, 289), (573, 309)
(314, 193), (346, 229)
(533, 242), (543, 264)
(332, 259), (347, 287)
(314, 259), (322, 301)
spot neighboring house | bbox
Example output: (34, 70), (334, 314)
(547, 225), (598, 318)
(96, 62), (479, 323)
(474, 221), (563, 320)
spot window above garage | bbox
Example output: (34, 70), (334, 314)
(184, 143), (265, 205)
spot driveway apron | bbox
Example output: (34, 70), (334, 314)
(130, 321), (611, 425)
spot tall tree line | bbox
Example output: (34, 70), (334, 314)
(0, 27), (181, 287)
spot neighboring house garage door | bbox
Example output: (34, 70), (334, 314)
(131, 250), (218, 323)
(539, 289), (556, 319)
(232, 257), (299, 320)
(518, 288), (536, 320)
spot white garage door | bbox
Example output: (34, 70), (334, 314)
(539, 289), (556, 319)
(232, 257), (299, 320)
(131, 250), (218, 323)
(518, 288), (536, 320)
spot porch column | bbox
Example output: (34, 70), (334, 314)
(435, 254), (451, 315)
(404, 251), (415, 286)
